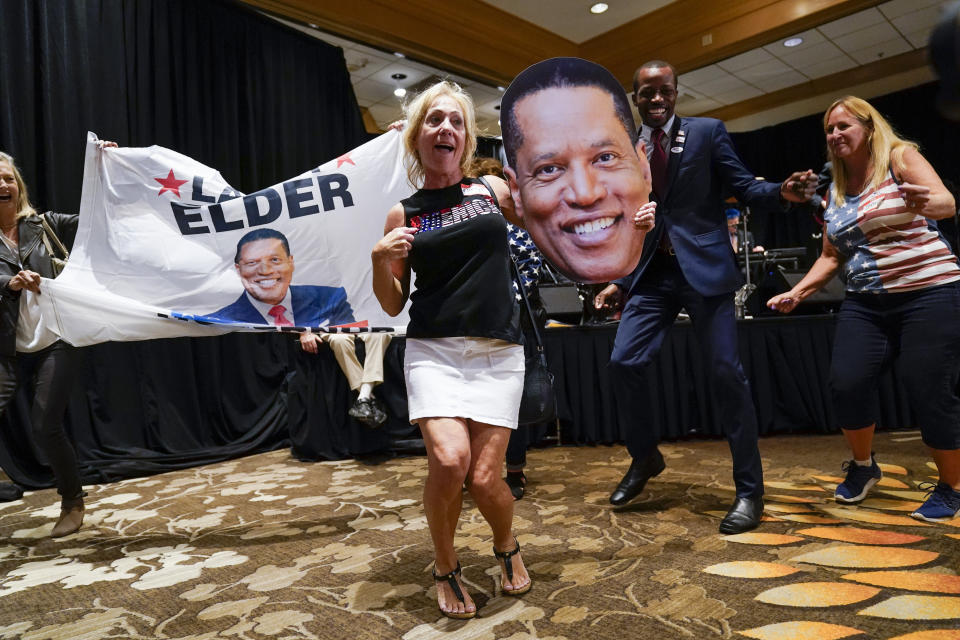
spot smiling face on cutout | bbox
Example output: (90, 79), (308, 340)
(235, 237), (294, 306)
(505, 86), (650, 283)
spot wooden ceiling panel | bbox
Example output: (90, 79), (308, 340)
(244, 0), (576, 86)
(243, 0), (929, 124)
(580, 0), (886, 86)
(703, 47), (928, 121)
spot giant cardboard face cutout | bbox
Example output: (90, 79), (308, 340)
(502, 58), (651, 284)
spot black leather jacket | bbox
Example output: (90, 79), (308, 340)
(0, 213), (78, 357)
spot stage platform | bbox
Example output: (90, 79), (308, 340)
(0, 315), (923, 489)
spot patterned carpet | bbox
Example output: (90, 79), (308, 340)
(1, 431), (959, 639)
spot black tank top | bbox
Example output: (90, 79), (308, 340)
(401, 177), (521, 343)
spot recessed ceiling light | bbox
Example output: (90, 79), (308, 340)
(391, 73), (407, 80)
(783, 37), (803, 47)
(394, 87), (406, 98)
(393, 51), (405, 58)
(590, 3), (609, 14)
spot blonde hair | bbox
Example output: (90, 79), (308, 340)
(0, 152), (36, 219)
(402, 81), (477, 187)
(824, 96), (917, 206)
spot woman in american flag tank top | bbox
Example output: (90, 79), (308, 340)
(768, 96), (960, 523)
(370, 81), (531, 619)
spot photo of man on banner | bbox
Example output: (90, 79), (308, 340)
(209, 228), (354, 327)
(501, 57), (654, 284)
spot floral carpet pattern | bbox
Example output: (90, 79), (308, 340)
(0, 431), (958, 639)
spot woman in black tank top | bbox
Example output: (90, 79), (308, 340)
(371, 81), (531, 619)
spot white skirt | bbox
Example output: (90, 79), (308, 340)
(404, 337), (525, 429)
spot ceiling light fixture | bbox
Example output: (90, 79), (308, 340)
(783, 37), (803, 47)
(590, 3), (608, 14)
(393, 51), (405, 58)
(394, 87), (407, 98)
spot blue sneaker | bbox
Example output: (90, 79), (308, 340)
(911, 482), (960, 523)
(835, 455), (882, 503)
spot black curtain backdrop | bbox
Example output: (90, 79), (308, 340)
(544, 317), (916, 447)
(0, 0), (371, 489)
(730, 82), (960, 253)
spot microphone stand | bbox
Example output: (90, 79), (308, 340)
(734, 205), (756, 320)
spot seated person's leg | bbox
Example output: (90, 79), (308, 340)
(322, 334), (364, 390)
(322, 333), (389, 427)
(358, 333), (391, 389)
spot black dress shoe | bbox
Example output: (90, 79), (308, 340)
(350, 398), (387, 428)
(718, 496), (764, 534)
(366, 398), (388, 427)
(348, 397), (374, 422)
(0, 482), (23, 502)
(609, 449), (665, 506)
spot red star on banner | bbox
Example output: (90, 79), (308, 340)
(155, 169), (188, 198)
(336, 153), (355, 168)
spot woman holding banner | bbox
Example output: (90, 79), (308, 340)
(0, 144), (113, 536)
(371, 81), (531, 619)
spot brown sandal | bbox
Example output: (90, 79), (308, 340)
(432, 562), (476, 619)
(493, 539), (532, 596)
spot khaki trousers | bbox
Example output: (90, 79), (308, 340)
(321, 333), (392, 391)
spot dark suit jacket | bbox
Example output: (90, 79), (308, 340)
(210, 285), (355, 327)
(616, 117), (782, 297)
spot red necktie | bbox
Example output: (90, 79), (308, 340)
(651, 128), (668, 199)
(268, 304), (293, 327)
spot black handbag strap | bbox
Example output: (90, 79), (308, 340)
(475, 175), (546, 355)
(509, 252), (546, 354)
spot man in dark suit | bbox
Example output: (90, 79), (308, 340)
(211, 228), (354, 327)
(595, 60), (816, 533)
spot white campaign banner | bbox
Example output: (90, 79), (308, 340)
(38, 131), (414, 346)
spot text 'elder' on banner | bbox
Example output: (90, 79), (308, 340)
(38, 131), (415, 346)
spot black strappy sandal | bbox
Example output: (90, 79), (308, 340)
(493, 539), (532, 596)
(432, 562), (476, 619)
